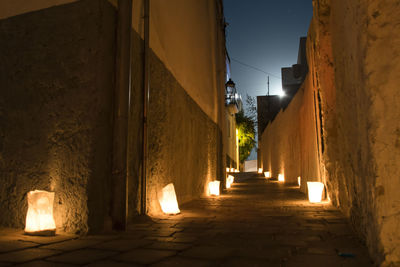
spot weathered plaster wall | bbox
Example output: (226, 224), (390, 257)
(365, 2), (400, 264)
(260, 91), (301, 184)
(260, 74), (320, 186)
(0, 0), (116, 233)
(315, 0), (400, 264)
(128, 1), (225, 216)
(130, 0), (224, 124)
(145, 48), (220, 215)
(261, 0), (400, 264)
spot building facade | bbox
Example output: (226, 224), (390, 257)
(0, 0), (228, 233)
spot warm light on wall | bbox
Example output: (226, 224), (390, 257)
(258, 168), (263, 174)
(298, 176), (301, 186)
(159, 183), (180, 214)
(226, 175), (234, 189)
(25, 190), (56, 236)
(208, 181), (220, 196)
(307, 182), (324, 203)
(278, 174), (285, 182)
(264, 171), (271, 178)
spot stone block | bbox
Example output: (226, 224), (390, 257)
(40, 239), (102, 251)
(0, 248), (60, 263)
(91, 239), (153, 251)
(179, 246), (235, 260)
(114, 248), (176, 264)
(46, 249), (117, 265)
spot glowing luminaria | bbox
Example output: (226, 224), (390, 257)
(159, 183), (180, 214)
(208, 181), (220, 196)
(264, 171), (271, 178)
(307, 182), (324, 203)
(298, 176), (301, 186)
(226, 175), (234, 189)
(25, 190), (56, 235)
(258, 168), (263, 174)
(278, 174), (285, 182)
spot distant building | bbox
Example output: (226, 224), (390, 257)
(257, 36), (308, 139)
(281, 37), (308, 109)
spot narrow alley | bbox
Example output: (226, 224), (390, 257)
(0, 173), (372, 266)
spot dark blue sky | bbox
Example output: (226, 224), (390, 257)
(223, 0), (313, 99)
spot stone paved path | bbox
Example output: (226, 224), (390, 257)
(0, 173), (373, 266)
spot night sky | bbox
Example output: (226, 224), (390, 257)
(224, 0), (313, 100)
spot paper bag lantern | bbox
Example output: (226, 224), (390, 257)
(226, 175), (234, 189)
(159, 183), (180, 214)
(298, 176), (301, 186)
(307, 182), (324, 203)
(278, 174), (285, 182)
(258, 168), (263, 174)
(208, 181), (220, 196)
(264, 171), (271, 178)
(25, 190), (56, 236)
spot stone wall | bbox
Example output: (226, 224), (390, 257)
(128, 29), (221, 217)
(127, 2), (225, 216)
(145, 44), (220, 215)
(0, 0), (116, 233)
(127, 0), (225, 216)
(260, 74), (320, 186)
(318, 0), (400, 264)
(260, 0), (400, 264)
(0, 0), (225, 232)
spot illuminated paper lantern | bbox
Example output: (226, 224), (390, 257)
(278, 174), (285, 182)
(264, 171), (271, 178)
(298, 176), (301, 186)
(307, 182), (324, 203)
(258, 168), (263, 174)
(25, 190), (56, 236)
(235, 169), (239, 173)
(230, 168), (234, 172)
(159, 183), (180, 214)
(208, 181), (220, 196)
(226, 175), (234, 189)
(226, 167), (230, 173)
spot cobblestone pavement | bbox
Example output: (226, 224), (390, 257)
(0, 173), (373, 266)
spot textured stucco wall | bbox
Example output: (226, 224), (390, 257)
(145, 49), (220, 215)
(130, 0), (224, 124)
(260, 74), (320, 186)
(126, 0), (226, 216)
(263, 0), (400, 264)
(0, 0), (116, 233)
(315, 0), (400, 264)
